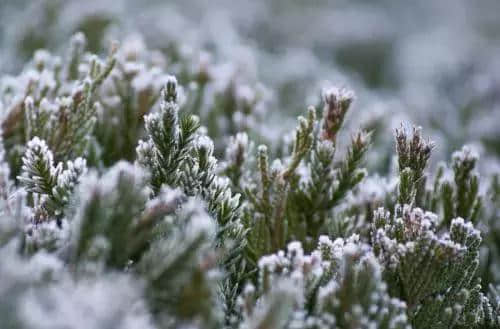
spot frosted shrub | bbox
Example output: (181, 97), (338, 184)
(0, 18), (499, 329)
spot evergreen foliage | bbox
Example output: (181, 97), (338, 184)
(0, 30), (499, 329)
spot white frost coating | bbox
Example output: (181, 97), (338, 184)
(322, 86), (355, 105)
(20, 275), (156, 329)
(452, 145), (479, 165)
(182, 197), (216, 239)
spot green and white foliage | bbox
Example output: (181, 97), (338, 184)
(241, 87), (370, 260)
(136, 76), (246, 324)
(238, 236), (410, 329)
(139, 196), (222, 328)
(436, 146), (483, 226)
(136, 75), (199, 194)
(483, 173), (500, 287)
(18, 137), (87, 219)
(371, 206), (496, 329)
(94, 35), (170, 164)
(69, 161), (152, 269)
(136, 75), (243, 257)
(0, 30), (499, 329)
(482, 285), (500, 328)
(1, 33), (115, 168)
(0, 240), (156, 329)
(394, 125), (434, 206)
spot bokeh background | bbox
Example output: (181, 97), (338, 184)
(1, 0), (500, 174)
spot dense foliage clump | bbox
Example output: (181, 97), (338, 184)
(0, 11), (499, 328)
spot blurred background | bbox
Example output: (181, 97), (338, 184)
(1, 0), (500, 174)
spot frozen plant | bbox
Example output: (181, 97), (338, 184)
(0, 31), (499, 329)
